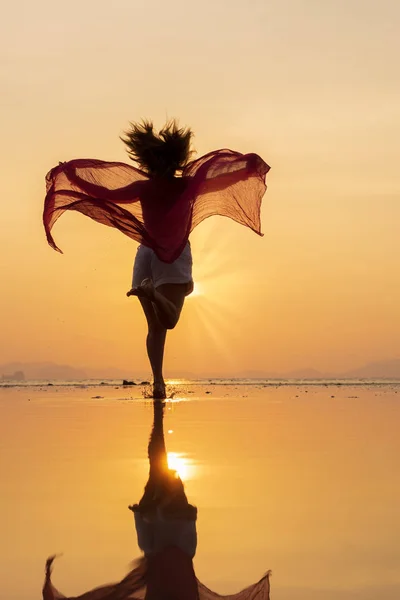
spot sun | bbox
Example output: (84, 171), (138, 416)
(188, 282), (203, 298)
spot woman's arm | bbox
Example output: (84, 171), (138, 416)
(180, 519), (197, 558)
(131, 508), (154, 555)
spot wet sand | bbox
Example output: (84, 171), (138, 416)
(1, 383), (399, 599)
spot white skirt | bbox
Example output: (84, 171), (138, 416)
(132, 241), (193, 291)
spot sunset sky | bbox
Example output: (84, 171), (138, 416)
(1, 0), (400, 376)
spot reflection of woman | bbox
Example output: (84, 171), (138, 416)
(42, 402), (271, 600)
(128, 401), (199, 599)
(43, 120), (270, 399)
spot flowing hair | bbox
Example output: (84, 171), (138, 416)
(121, 119), (194, 177)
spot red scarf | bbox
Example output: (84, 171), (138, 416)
(44, 150), (270, 263)
(43, 553), (270, 600)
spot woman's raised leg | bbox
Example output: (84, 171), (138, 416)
(129, 280), (188, 330)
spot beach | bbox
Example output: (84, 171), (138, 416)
(1, 381), (399, 599)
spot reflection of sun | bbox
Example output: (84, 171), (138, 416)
(167, 452), (190, 480)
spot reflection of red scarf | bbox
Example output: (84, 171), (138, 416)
(145, 546), (199, 600)
(44, 150), (270, 264)
(43, 552), (270, 600)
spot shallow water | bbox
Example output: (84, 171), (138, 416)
(1, 384), (399, 599)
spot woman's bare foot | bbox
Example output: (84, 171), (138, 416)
(126, 278), (155, 300)
(153, 380), (166, 400)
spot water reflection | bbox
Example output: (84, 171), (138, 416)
(42, 400), (270, 600)
(167, 452), (193, 481)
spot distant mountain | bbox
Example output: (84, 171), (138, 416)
(284, 368), (326, 379)
(235, 369), (280, 379)
(2, 358), (400, 381)
(0, 362), (148, 381)
(342, 358), (400, 379)
(206, 361), (400, 380)
(1, 370), (25, 382)
(84, 366), (137, 379)
(0, 362), (87, 380)
(237, 361), (400, 380)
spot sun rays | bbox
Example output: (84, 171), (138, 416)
(177, 225), (258, 374)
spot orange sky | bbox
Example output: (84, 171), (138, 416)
(1, 0), (400, 376)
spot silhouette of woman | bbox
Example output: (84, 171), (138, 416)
(128, 401), (199, 600)
(42, 402), (270, 600)
(43, 120), (270, 399)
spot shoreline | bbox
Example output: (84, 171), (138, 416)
(2, 378), (400, 390)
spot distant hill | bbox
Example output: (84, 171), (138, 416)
(209, 361), (400, 380)
(0, 362), (148, 381)
(1, 370), (25, 382)
(239, 360), (400, 380)
(1, 358), (400, 381)
(342, 358), (400, 379)
(284, 368), (326, 379)
(0, 362), (87, 380)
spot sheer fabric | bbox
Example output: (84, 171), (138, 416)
(44, 150), (270, 264)
(43, 555), (270, 600)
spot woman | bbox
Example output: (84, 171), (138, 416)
(43, 120), (270, 398)
(43, 401), (271, 600)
